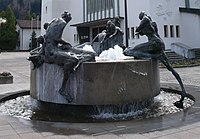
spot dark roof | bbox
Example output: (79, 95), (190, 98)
(16, 19), (41, 29)
(179, 7), (200, 15)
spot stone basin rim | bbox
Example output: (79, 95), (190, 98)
(85, 59), (152, 64)
(0, 87), (195, 105)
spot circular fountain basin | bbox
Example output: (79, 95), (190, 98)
(30, 59), (160, 105)
(0, 90), (195, 122)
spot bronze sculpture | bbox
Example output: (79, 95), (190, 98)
(91, 19), (125, 55)
(124, 11), (188, 109)
(28, 11), (95, 102)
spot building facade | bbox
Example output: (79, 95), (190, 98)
(41, 0), (200, 53)
(16, 20), (41, 50)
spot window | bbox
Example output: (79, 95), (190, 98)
(127, 28), (130, 39)
(88, 0), (93, 13)
(97, 0), (100, 12)
(102, 0), (113, 10)
(164, 25), (168, 38)
(135, 27), (140, 39)
(87, 0), (113, 13)
(164, 25), (179, 38)
(110, 0), (114, 9)
(74, 34), (79, 43)
(45, 6), (48, 14)
(170, 25), (174, 38)
(176, 25), (180, 38)
(131, 27), (135, 39)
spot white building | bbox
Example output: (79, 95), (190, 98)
(42, 0), (200, 58)
(16, 20), (41, 50)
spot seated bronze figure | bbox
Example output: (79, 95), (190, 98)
(124, 11), (188, 109)
(91, 19), (125, 55)
(28, 11), (96, 102)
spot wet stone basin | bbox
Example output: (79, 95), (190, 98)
(31, 59), (160, 105)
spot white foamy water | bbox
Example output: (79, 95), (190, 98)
(0, 91), (194, 121)
(83, 45), (132, 61)
(0, 96), (32, 120)
(92, 91), (194, 120)
(82, 45), (96, 53)
(98, 45), (126, 60)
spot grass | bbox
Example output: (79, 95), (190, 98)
(160, 59), (200, 68)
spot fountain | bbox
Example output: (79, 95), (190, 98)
(25, 11), (194, 121)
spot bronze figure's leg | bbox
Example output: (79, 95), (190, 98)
(159, 52), (187, 109)
(53, 52), (79, 102)
(124, 42), (160, 59)
(59, 57), (78, 102)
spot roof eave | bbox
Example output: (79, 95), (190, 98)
(179, 7), (200, 15)
(70, 17), (124, 27)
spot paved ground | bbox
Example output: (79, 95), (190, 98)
(0, 52), (200, 139)
(0, 52), (30, 94)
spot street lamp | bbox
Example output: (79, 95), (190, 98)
(0, 17), (6, 53)
(0, 17), (7, 31)
(124, 0), (128, 47)
(0, 17), (7, 24)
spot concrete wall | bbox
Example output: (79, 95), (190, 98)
(149, 0), (185, 49)
(23, 29), (40, 50)
(61, 0), (84, 46)
(41, 0), (200, 50)
(125, 0), (186, 49)
(16, 25), (41, 50)
(180, 12), (200, 48)
(41, 0), (83, 46)
(190, 0), (200, 9)
(126, 0), (150, 47)
(41, 0), (53, 35)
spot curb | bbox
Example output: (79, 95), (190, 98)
(0, 90), (30, 103)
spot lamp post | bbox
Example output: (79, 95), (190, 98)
(124, 0), (129, 47)
(30, 17), (36, 50)
(185, 0), (190, 8)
